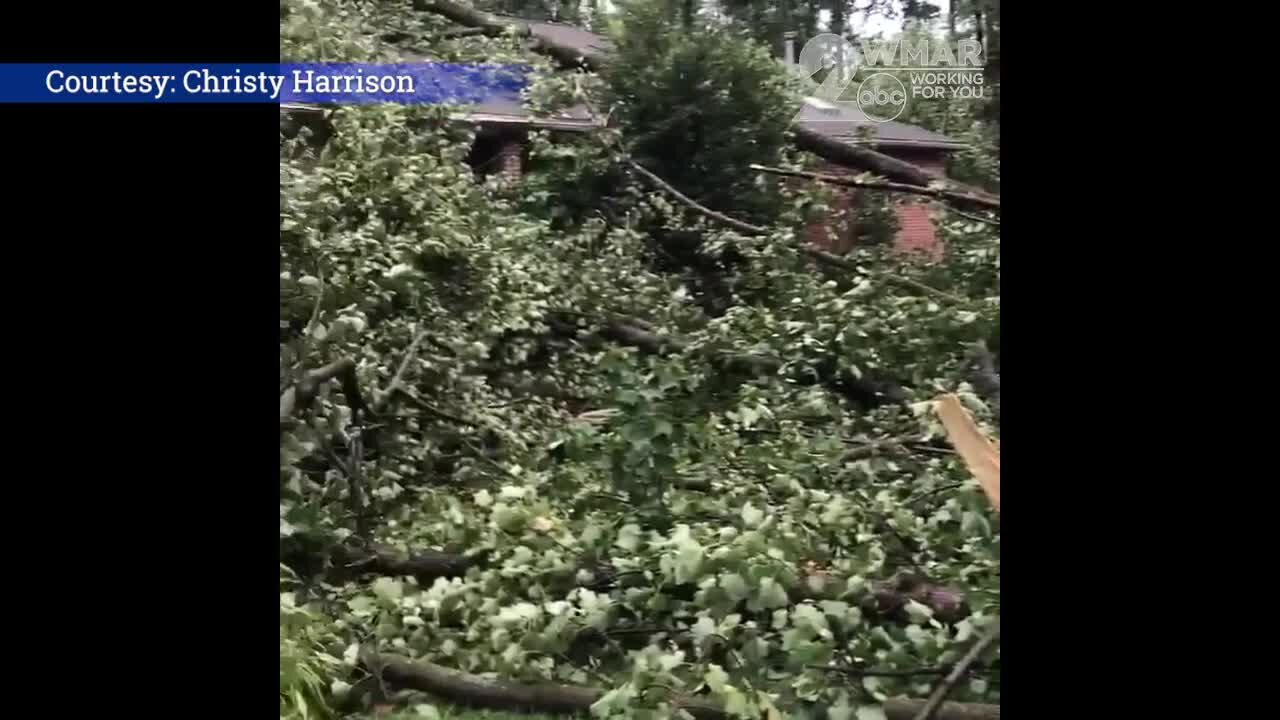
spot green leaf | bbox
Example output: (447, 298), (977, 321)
(616, 523), (643, 552)
(903, 599), (934, 624)
(862, 676), (888, 702)
(741, 502), (765, 528)
(721, 573), (750, 602)
(371, 577), (403, 605)
(856, 706), (888, 720)
(755, 578), (790, 610)
(792, 603), (832, 639)
(675, 539), (705, 584)
(692, 615), (717, 646)
(590, 688), (625, 717)
(342, 643), (360, 666)
(414, 704), (442, 720)
(723, 686), (752, 718)
(701, 661), (732, 691)
(828, 693), (854, 720)
(345, 595), (373, 617)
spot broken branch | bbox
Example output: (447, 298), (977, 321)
(336, 543), (490, 583)
(374, 330), (430, 414)
(749, 163), (1001, 212)
(934, 395), (1000, 512)
(912, 619), (1001, 720)
(791, 125), (998, 203)
(279, 358), (369, 429)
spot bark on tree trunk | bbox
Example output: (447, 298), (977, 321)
(749, 163), (1000, 211)
(363, 652), (1001, 720)
(833, 0), (846, 83)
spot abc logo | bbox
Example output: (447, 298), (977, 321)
(856, 73), (907, 122)
(859, 88), (906, 106)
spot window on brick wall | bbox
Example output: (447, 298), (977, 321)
(465, 129), (525, 182)
(466, 132), (506, 181)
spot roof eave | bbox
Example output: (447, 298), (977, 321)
(280, 104), (601, 132)
(449, 111), (601, 132)
(858, 139), (969, 152)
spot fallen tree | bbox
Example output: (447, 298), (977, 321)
(281, 6), (1001, 720)
(404, 0), (1000, 202)
(362, 652), (1001, 720)
(748, 163), (1001, 212)
(408, 0), (602, 68)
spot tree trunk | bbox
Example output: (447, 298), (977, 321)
(832, 0), (846, 83)
(748, 163), (1000, 211)
(363, 653), (1001, 720)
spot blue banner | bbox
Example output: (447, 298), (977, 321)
(0, 63), (532, 104)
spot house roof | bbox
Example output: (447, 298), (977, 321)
(282, 19), (964, 150)
(796, 99), (967, 150)
(520, 18), (614, 57)
(404, 16), (606, 132)
(490, 19), (964, 151)
(454, 92), (599, 131)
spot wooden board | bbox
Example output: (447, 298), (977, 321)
(934, 394), (1000, 512)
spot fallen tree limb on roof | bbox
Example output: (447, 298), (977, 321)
(409, 0), (600, 68)
(362, 652), (1001, 720)
(749, 163), (1001, 212)
(404, 0), (1000, 202)
(790, 125), (996, 201)
(620, 157), (966, 304)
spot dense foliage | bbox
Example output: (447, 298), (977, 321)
(280, 1), (1000, 719)
(602, 0), (800, 224)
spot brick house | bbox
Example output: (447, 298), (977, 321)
(454, 18), (967, 260)
(793, 97), (965, 259)
(455, 93), (601, 182)
(280, 17), (966, 260)
(452, 18), (608, 182)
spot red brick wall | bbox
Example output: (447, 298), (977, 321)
(801, 159), (859, 255)
(802, 148), (949, 261)
(497, 137), (524, 181)
(893, 202), (943, 260)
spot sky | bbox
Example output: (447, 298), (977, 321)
(586, 1), (955, 38)
(842, 1), (952, 39)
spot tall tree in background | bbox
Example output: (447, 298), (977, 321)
(604, 0), (797, 223)
(946, 0), (999, 134)
(901, 0), (940, 23)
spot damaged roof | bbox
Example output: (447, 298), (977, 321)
(282, 17), (964, 150)
(480, 18), (963, 150)
(796, 98), (967, 150)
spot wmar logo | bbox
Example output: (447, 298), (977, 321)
(789, 33), (905, 123)
(787, 33), (984, 124)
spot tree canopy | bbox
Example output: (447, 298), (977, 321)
(279, 2), (1001, 719)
